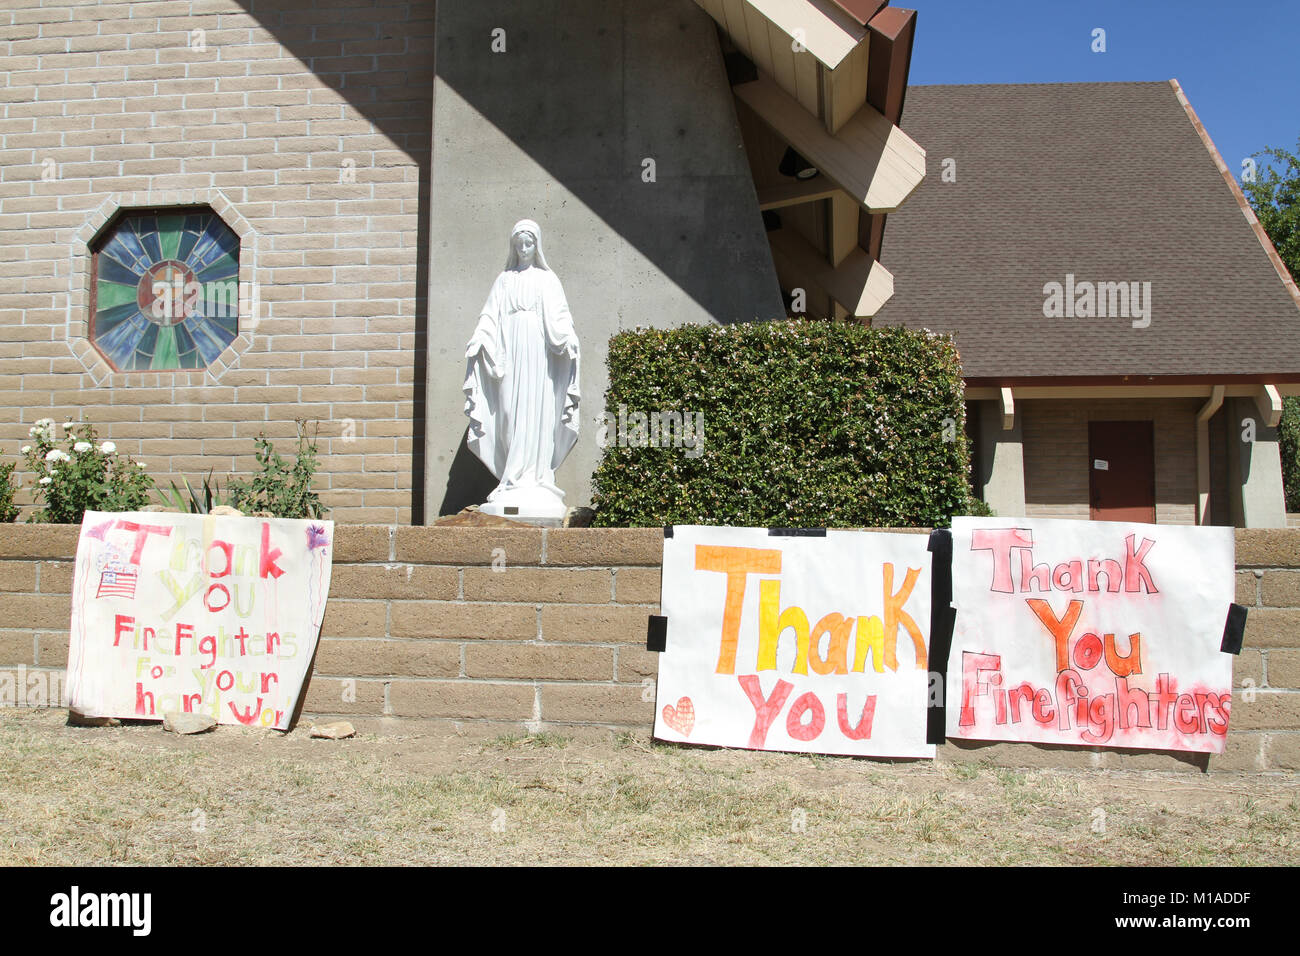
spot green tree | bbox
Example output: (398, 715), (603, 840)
(1242, 138), (1300, 510)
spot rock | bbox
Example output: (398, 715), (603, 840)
(162, 712), (217, 735)
(138, 505), (182, 513)
(209, 505), (243, 517)
(434, 509), (532, 528)
(68, 710), (121, 727)
(563, 506), (596, 528)
(311, 720), (355, 740)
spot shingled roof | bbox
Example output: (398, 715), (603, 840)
(874, 81), (1300, 383)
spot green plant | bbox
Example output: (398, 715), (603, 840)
(590, 321), (974, 527)
(20, 418), (154, 524)
(161, 469), (232, 515)
(227, 420), (326, 519)
(0, 451), (19, 523)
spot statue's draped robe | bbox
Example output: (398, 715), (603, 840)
(463, 266), (580, 497)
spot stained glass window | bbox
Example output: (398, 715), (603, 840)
(90, 209), (240, 371)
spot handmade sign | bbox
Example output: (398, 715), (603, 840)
(945, 517), (1234, 753)
(65, 511), (334, 730)
(655, 526), (934, 758)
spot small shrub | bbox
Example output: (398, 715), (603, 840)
(0, 451), (19, 523)
(591, 321), (974, 528)
(227, 421), (326, 519)
(161, 470), (233, 515)
(21, 418), (154, 524)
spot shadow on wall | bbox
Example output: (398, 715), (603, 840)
(432, 0), (785, 514)
(242, 0), (782, 518)
(232, 0), (434, 522)
(441, 428), (500, 516)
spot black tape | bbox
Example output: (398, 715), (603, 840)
(646, 615), (668, 652)
(663, 526), (674, 539)
(767, 527), (827, 537)
(926, 528), (955, 745)
(1221, 603), (1247, 655)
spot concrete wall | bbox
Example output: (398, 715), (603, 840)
(3, 523), (1298, 771)
(422, 0), (785, 518)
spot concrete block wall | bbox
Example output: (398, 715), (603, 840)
(1020, 398), (1201, 524)
(1, 524), (1297, 770)
(0, 0), (434, 523)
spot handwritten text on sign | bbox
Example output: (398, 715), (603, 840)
(655, 527), (934, 758)
(945, 518), (1234, 753)
(66, 511), (333, 730)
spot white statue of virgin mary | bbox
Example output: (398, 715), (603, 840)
(463, 219), (580, 521)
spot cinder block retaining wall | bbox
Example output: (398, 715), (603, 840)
(1, 525), (1298, 772)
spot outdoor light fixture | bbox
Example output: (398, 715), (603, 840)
(779, 146), (819, 180)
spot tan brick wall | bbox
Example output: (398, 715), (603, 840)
(0, 0), (434, 523)
(1020, 398), (1200, 524)
(2, 524), (1295, 770)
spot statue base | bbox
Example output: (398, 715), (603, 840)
(480, 484), (567, 527)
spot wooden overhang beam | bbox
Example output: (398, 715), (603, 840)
(732, 72), (926, 215)
(859, 5), (917, 261)
(769, 227), (894, 317)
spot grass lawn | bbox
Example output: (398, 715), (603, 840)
(1, 708), (1296, 866)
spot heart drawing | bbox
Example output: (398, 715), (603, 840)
(662, 697), (695, 737)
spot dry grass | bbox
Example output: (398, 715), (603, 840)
(0, 709), (1296, 866)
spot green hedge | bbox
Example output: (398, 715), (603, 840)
(590, 321), (977, 527)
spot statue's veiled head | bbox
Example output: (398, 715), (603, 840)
(506, 218), (550, 271)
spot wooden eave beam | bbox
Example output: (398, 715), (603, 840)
(769, 227), (894, 316)
(757, 179), (843, 210)
(734, 72), (925, 213)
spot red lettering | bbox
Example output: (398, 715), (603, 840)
(115, 520), (172, 565)
(737, 675), (793, 749)
(114, 614), (134, 647)
(785, 692), (825, 741)
(259, 522), (285, 580)
(970, 528), (1033, 593)
(836, 694), (876, 740)
(228, 698), (264, 725)
(1123, 535), (1158, 593)
(174, 622), (193, 655)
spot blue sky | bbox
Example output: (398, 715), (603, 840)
(905, 0), (1300, 180)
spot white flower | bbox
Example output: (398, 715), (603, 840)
(20, 445), (30, 454)
(45, 449), (70, 463)
(63, 421), (75, 429)
(99, 441), (116, 454)
(28, 427), (37, 437)
(39, 476), (52, 485)
(136, 462), (146, 469)
(73, 441), (92, 453)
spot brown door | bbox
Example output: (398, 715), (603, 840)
(1088, 421), (1156, 522)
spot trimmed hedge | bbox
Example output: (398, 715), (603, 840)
(590, 321), (976, 527)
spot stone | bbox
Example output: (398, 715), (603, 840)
(563, 506), (596, 528)
(209, 505), (243, 517)
(67, 710), (121, 727)
(162, 711), (217, 735)
(311, 720), (355, 740)
(434, 508), (533, 528)
(464, 219), (580, 524)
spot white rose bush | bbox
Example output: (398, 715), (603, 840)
(19, 419), (154, 523)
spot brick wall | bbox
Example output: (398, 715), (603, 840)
(1021, 398), (1200, 524)
(2, 524), (1297, 770)
(0, 0), (433, 523)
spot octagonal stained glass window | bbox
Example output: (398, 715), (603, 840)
(90, 208), (240, 371)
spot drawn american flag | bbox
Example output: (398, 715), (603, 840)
(96, 567), (137, 600)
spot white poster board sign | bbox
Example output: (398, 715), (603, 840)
(65, 511), (334, 730)
(655, 526), (934, 758)
(945, 517), (1234, 753)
